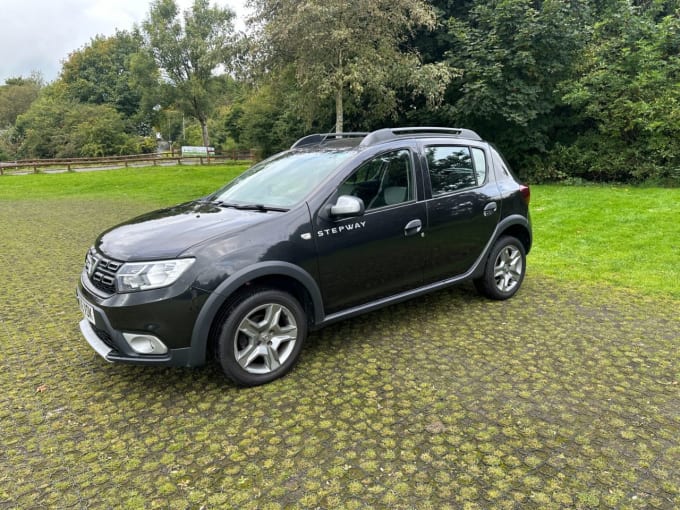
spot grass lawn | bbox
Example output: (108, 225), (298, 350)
(1, 167), (678, 298)
(531, 185), (679, 298)
(0, 164), (249, 204)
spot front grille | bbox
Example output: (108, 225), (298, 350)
(86, 247), (122, 294)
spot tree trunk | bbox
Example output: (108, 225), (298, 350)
(335, 88), (344, 133)
(200, 119), (210, 148)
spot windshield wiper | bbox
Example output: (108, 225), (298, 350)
(216, 201), (289, 212)
(234, 203), (290, 212)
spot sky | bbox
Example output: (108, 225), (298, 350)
(0, 0), (250, 84)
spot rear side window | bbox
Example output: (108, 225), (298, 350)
(426, 146), (476, 196)
(490, 145), (520, 181)
(472, 148), (487, 185)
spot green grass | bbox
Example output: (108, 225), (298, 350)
(1, 168), (677, 297)
(531, 185), (680, 298)
(0, 163), (250, 204)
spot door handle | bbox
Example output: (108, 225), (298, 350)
(404, 219), (423, 237)
(484, 202), (498, 216)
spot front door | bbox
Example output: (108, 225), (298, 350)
(314, 149), (427, 313)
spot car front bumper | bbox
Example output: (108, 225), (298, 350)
(76, 274), (208, 367)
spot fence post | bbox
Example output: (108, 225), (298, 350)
(34, 165), (38, 173)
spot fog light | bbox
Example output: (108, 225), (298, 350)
(122, 333), (168, 355)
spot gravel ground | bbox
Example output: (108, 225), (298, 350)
(1, 199), (678, 509)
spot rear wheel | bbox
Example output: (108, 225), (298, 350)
(216, 289), (307, 386)
(474, 236), (526, 300)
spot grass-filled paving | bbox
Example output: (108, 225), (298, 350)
(0, 167), (678, 508)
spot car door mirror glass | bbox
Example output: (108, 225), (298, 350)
(330, 195), (365, 218)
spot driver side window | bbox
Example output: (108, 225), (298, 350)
(339, 150), (414, 210)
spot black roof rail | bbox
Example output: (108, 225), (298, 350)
(291, 132), (369, 149)
(360, 127), (482, 147)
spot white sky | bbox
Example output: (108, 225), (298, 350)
(0, 0), (250, 84)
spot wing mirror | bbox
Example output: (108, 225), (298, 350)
(329, 195), (365, 218)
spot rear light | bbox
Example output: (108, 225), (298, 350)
(519, 184), (530, 205)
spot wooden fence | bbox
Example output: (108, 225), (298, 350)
(0, 149), (254, 176)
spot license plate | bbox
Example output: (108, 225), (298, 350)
(78, 296), (96, 325)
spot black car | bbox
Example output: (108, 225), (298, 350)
(77, 127), (531, 386)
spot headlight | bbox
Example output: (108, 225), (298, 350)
(116, 258), (195, 292)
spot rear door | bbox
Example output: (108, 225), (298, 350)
(421, 144), (501, 282)
(313, 149), (428, 313)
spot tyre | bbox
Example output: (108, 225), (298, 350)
(474, 236), (526, 300)
(216, 289), (307, 386)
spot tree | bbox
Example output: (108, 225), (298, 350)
(226, 72), (322, 156)
(441, 0), (592, 170)
(60, 30), (160, 135)
(143, 0), (236, 147)
(557, 0), (680, 183)
(0, 74), (43, 128)
(250, 0), (450, 132)
(14, 83), (139, 159)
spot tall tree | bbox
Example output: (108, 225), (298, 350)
(250, 0), (449, 132)
(60, 30), (160, 135)
(143, 0), (236, 147)
(443, 0), (592, 168)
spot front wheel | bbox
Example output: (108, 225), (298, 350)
(216, 289), (307, 386)
(474, 236), (526, 300)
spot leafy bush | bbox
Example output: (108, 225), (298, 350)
(556, 4), (680, 185)
(136, 136), (159, 154)
(14, 83), (150, 158)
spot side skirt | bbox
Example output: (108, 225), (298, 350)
(316, 270), (476, 329)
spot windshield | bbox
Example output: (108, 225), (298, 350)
(209, 150), (354, 208)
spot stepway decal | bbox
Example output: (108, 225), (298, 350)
(317, 221), (366, 238)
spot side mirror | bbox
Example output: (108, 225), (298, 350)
(329, 195), (365, 218)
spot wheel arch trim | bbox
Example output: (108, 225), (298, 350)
(492, 215), (532, 253)
(468, 214), (531, 280)
(188, 261), (324, 365)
